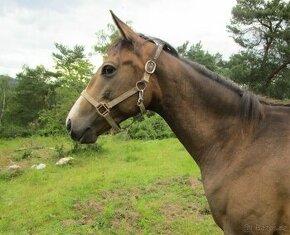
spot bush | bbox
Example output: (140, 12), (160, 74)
(37, 108), (67, 136)
(54, 144), (66, 158)
(13, 150), (32, 161)
(0, 124), (35, 138)
(126, 113), (174, 140)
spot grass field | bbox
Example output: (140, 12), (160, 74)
(0, 134), (222, 234)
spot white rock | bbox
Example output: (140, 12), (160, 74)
(31, 163), (46, 170)
(56, 157), (74, 166)
(8, 164), (20, 171)
(36, 163), (46, 170)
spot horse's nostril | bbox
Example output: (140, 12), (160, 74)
(66, 119), (72, 132)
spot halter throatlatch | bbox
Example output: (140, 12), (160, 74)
(81, 42), (164, 133)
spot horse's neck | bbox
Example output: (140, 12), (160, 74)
(152, 55), (243, 168)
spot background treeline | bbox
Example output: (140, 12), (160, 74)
(0, 0), (289, 139)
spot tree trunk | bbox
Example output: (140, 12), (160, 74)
(265, 60), (290, 87)
(0, 89), (6, 126)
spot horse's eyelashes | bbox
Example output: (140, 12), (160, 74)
(102, 64), (117, 77)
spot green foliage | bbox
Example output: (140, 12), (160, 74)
(227, 0), (290, 98)
(126, 113), (174, 140)
(12, 66), (54, 125)
(53, 43), (94, 89)
(0, 43), (95, 138)
(38, 86), (80, 135)
(38, 44), (94, 135)
(94, 23), (122, 54)
(54, 144), (66, 158)
(0, 124), (34, 138)
(13, 150), (32, 161)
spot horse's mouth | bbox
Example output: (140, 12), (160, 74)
(69, 127), (97, 144)
(79, 131), (97, 144)
(77, 124), (115, 144)
(69, 118), (122, 144)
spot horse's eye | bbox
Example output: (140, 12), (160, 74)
(102, 64), (117, 77)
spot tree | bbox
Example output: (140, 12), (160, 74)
(227, 0), (290, 98)
(94, 23), (123, 54)
(0, 75), (13, 126)
(9, 66), (54, 127)
(53, 43), (94, 90)
(38, 44), (94, 135)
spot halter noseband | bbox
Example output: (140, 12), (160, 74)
(81, 41), (164, 133)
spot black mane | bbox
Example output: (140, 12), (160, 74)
(138, 34), (179, 57)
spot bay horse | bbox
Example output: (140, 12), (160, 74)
(66, 11), (290, 234)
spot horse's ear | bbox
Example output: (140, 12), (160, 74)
(110, 10), (139, 42)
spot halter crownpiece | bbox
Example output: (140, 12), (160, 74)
(81, 41), (164, 133)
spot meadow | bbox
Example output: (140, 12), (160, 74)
(0, 134), (221, 234)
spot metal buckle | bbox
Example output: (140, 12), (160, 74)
(136, 80), (147, 91)
(96, 103), (110, 116)
(145, 60), (156, 74)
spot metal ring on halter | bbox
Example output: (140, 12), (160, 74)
(136, 80), (147, 91)
(145, 60), (157, 74)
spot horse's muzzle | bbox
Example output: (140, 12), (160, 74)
(66, 118), (97, 143)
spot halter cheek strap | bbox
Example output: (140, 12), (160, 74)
(81, 42), (164, 133)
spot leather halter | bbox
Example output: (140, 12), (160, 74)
(81, 41), (164, 133)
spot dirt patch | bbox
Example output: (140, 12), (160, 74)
(68, 175), (210, 233)
(110, 205), (141, 233)
(154, 175), (202, 189)
(62, 219), (78, 227)
(187, 177), (202, 188)
(71, 195), (142, 233)
(71, 200), (105, 226)
(157, 176), (211, 218)
(74, 200), (104, 213)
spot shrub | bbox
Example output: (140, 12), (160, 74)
(126, 113), (174, 140)
(13, 150), (32, 161)
(0, 124), (35, 138)
(54, 144), (66, 158)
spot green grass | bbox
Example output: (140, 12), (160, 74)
(0, 134), (222, 234)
